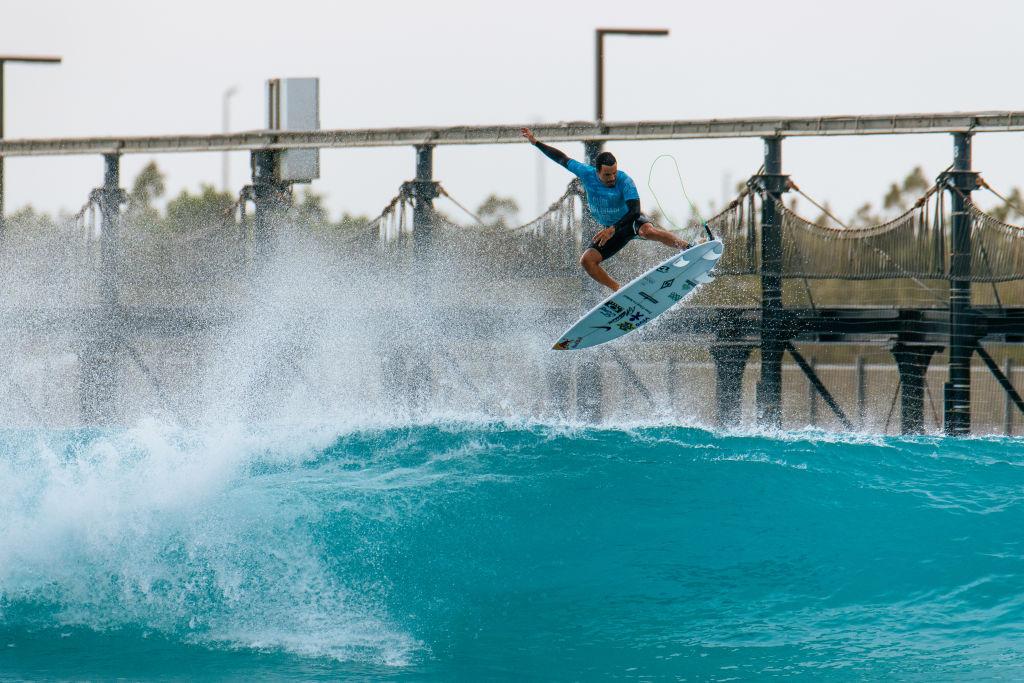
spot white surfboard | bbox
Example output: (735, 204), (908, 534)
(552, 239), (724, 351)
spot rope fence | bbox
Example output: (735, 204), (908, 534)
(51, 168), (1024, 285)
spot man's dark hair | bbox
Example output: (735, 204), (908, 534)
(595, 151), (617, 171)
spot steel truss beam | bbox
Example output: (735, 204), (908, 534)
(4, 111), (1024, 157)
(3, 305), (1022, 343)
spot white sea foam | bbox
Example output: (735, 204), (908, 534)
(0, 418), (422, 665)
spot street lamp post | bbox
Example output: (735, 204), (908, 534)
(222, 85), (238, 192)
(595, 28), (669, 122)
(0, 55), (62, 236)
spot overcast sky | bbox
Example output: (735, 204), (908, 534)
(3, 0), (1024, 225)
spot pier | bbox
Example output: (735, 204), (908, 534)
(4, 108), (1024, 434)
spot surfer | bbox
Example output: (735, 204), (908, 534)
(522, 127), (691, 292)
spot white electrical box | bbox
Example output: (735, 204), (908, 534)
(266, 77), (320, 182)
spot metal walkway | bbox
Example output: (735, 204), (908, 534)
(2, 111), (1024, 156)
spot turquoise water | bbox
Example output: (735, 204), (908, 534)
(1, 420), (1023, 680)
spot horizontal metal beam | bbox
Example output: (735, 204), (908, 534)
(4, 111), (1024, 157)
(659, 305), (1024, 345)
(2, 305), (1024, 346)
(0, 55), (62, 64)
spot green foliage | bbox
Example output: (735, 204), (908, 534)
(336, 212), (372, 233)
(685, 205), (703, 229)
(165, 184), (236, 232)
(989, 187), (1024, 223)
(902, 166), (929, 194)
(126, 160), (167, 225)
(837, 166), (931, 226)
(834, 166), (1024, 231)
(476, 194), (520, 229)
(646, 207), (665, 228)
(850, 202), (881, 228)
(882, 184), (903, 212)
(295, 188), (330, 226)
(883, 166), (929, 212)
(130, 161), (166, 206)
(6, 204), (57, 233)
(9, 159), (1024, 245)
(813, 201), (838, 228)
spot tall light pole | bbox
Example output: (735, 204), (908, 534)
(595, 29), (668, 121)
(0, 55), (62, 236)
(222, 85), (238, 192)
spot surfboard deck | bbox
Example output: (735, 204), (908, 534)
(552, 239), (724, 351)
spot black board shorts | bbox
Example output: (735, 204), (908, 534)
(588, 213), (652, 260)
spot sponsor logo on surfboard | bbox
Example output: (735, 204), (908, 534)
(551, 239), (724, 350)
(599, 301), (625, 318)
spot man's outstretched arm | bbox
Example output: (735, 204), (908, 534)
(521, 127), (571, 168)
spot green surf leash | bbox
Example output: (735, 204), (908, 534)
(647, 154), (714, 241)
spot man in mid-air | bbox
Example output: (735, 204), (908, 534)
(522, 127), (690, 292)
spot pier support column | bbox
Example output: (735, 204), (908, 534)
(99, 154), (122, 308)
(412, 144), (438, 255)
(891, 343), (942, 435)
(856, 355), (867, 429)
(584, 140), (603, 167)
(580, 140), (603, 256)
(755, 137), (789, 428)
(401, 145), (440, 413)
(249, 149), (288, 259)
(571, 141), (606, 414)
(576, 355), (603, 422)
(943, 133), (979, 435)
(580, 138), (603, 275)
(1005, 358), (1015, 435)
(808, 356), (819, 426)
(545, 357), (572, 419)
(383, 347), (432, 416)
(711, 344), (752, 427)
(81, 153), (124, 425)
